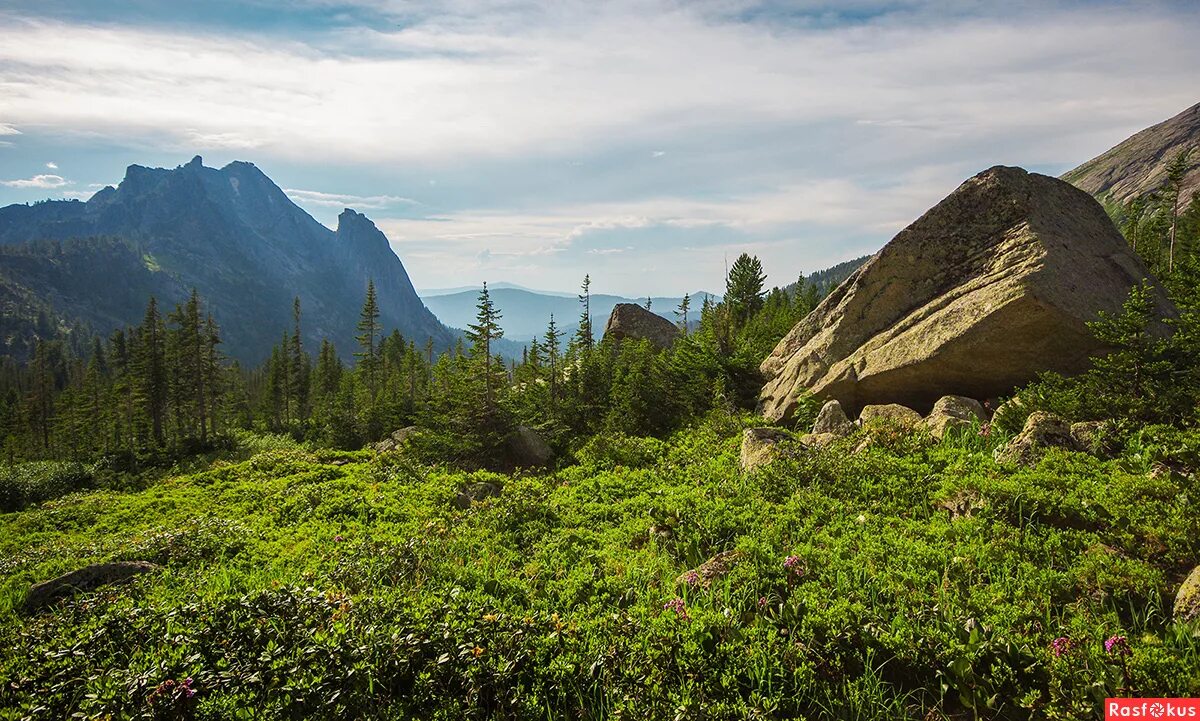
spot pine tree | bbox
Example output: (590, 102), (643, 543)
(135, 297), (168, 447)
(1162, 148), (1194, 274)
(575, 275), (593, 351)
(544, 314), (562, 408)
(356, 280), (381, 396)
(465, 282), (505, 414)
(675, 293), (691, 336)
(725, 253), (767, 327)
(290, 298), (310, 422)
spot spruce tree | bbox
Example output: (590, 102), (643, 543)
(725, 253), (767, 327)
(135, 297), (168, 447)
(575, 275), (593, 351)
(356, 280), (381, 396)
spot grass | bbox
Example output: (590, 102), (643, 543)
(0, 413), (1197, 719)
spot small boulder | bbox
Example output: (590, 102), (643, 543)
(374, 425), (420, 453)
(509, 425), (553, 467)
(454, 481), (502, 510)
(676, 550), (744, 589)
(993, 411), (1080, 466)
(25, 561), (161, 611)
(1070, 421), (1108, 453)
(925, 395), (987, 439)
(740, 428), (794, 472)
(1175, 565), (1200, 623)
(799, 432), (838, 449)
(858, 404), (922, 427)
(602, 303), (680, 349)
(812, 400), (853, 436)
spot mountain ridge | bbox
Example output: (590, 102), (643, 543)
(0, 156), (454, 362)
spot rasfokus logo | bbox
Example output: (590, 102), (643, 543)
(1106, 699), (1200, 719)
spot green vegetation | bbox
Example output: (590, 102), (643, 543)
(0, 411), (1196, 719)
(1, 163), (1199, 718)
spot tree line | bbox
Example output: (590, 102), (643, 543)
(0, 254), (825, 468)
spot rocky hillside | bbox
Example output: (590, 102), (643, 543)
(1063, 102), (1200, 207)
(759, 166), (1174, 421)
(0, 157), (454, 362)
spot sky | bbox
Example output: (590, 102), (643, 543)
(0, 0), (1198, 296)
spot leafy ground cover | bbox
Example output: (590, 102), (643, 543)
(0, 413), (1197, 720)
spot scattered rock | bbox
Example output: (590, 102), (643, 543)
(25, 561), (161, 611)
(812, 400), (853, 436)
(937, 489), (985, 520)
(1070, 421), (1108, 453)
(758, 166), (1175, 422)
(374, 425), (420, 453)
(509, 425), (553, 467)
(602, 303), (679, 350)
(676, 550), (744, 589)
(454, 481), (502, 510)
(1175, 565), (1200, 623)
(925, 395), (987, 439)
(858, 404), (923, 427)
(799, 432), (838, 449)
(993, 411), (1081, 466)
(740, 428), (795, 472)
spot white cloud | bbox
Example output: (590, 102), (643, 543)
(2, 173), (70, 188)
(285, 188), (419, 210)
(0, 6), (1194, 167)
(45, 161), (57, 169)
(0, 124), (19, 136)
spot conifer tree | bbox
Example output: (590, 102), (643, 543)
(575, 275), (593, 351)
(136, 297), (168, 447)
(356, 280), (381, 396)
(725, 253), (767, 327)
(675, 293), (691, 336)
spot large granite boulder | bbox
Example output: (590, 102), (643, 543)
(759, 166), (1174, 421)
(603, 303), (679, 350)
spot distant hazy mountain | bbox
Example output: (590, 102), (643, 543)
(421, 287), (720, 342)
(1063, 101), (1200, 207)
(0, 156), (454, 362)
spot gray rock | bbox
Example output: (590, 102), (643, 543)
(1070, 420), (1108, 453)
(799, 432), (838, 449)
(759, 166), (1175, 422)
(858, 404), (923, 427)
(740, 428), (794, 472)
(993, 411), (1081, 466)
(454, 481), (502, 509)
(374, 425), (420, 453)
(509, 425), (553, 467)
(602, 303), (680, 350)
(812, 400), (853, 436)
(1175, 565), (1200, 622)
(25, 561), (161, 611)
(925, 395), (987, 439)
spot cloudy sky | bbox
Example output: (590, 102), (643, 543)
(1, 0), (1197, 296)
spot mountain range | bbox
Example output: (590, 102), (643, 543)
(0, 156), (452, 362)
(1, 101), (1195, 365)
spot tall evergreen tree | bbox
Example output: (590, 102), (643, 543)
(356, 280), (381, 396)
(136, 297), (168, 447)
(725, 253), (767, 327)
(575, 275), (594, 351)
